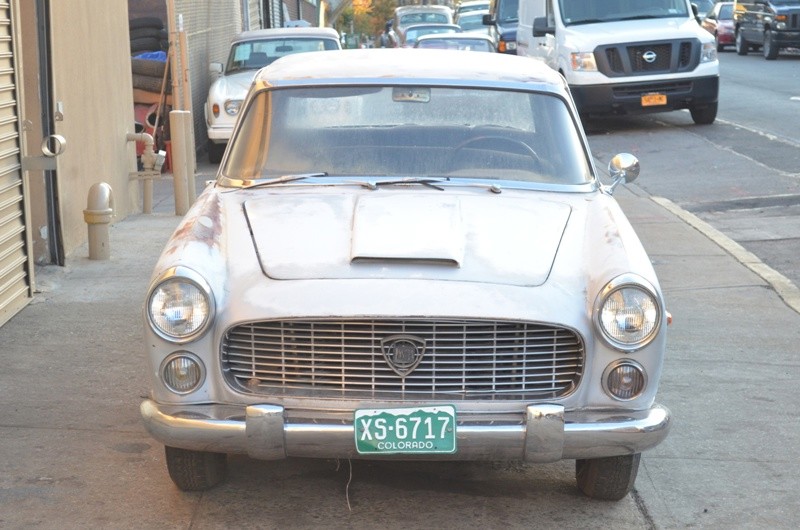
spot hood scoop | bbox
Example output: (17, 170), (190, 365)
(350, 195), (464, 267)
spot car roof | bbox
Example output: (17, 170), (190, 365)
(232, 27), (340, 43)
(395, 5), (453, 14)
(416, 33), (493, 42)
(403, 23), (462, 33)
(253, 49), (568, 92)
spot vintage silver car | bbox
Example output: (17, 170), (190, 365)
(204, 27), (341, 163)
(142, 49), (671, 501)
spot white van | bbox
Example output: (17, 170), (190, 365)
(517, 0), (720, 124)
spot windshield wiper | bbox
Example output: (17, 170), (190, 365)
(239, 172), (328, 190)
(567, 18), (605, 26)
(370, 177), (449, 191)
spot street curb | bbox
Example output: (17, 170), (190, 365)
(651, 195), (800, 315)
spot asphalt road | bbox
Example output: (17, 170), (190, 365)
(584, 50), (800, 291)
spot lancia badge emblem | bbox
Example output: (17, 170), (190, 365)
(381, 334), (426, 377)
(642, 50), (657, 63)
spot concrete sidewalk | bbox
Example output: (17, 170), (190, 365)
(1, 166), (798, 528)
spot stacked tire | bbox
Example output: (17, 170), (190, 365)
(130, 16), (168, 54)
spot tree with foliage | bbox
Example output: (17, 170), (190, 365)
(368, 0), (399, 40)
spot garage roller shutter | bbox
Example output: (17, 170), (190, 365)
(0, 3), (30, 328)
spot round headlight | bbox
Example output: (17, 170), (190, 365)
(603, 360), (646, 401)
(596, 276), (661, 351)
(148, 274), (213, 342)
(161, 353), (205, 394)
(224, 99), (242, 116)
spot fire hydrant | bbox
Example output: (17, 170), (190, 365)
(83, 182), (115, 260)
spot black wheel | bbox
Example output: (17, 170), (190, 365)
(129, 16), (164, 31)
(453, 135), (540, 162)
(207, 141), (226, 164)
(735, 30), (748, 55)
(690, 102), (717, 125)
(715, 34), (725, 52)
(130, 36), (162, 53)
(763, 29), (779, 60)
(576, 453), (641, 501)
(164, 446), (227, 491)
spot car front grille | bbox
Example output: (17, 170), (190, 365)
(221, 319), (584, 400)
(598, 39), (699, 77)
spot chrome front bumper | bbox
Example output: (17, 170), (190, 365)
(141, 400), (671, 462)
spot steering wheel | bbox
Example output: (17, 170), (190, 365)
(452, 135), (541, 164)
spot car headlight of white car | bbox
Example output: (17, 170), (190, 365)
(147, 268), (214, 343)
(570, 52), (598, 72)
(700, 41), (718, 63)
(211, 99), (243, 118)
(594, 273), (661, 352)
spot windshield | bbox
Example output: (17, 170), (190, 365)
(222, 85), (592, 186)
(226, 38), (339, 74)
(400, 12), (450, 26)
(498, 0), (519, 23)
(559, 0), (690, 26)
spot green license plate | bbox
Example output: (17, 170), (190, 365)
(354, 405), (457, 455)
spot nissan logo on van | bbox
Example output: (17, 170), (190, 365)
(642, 50), (657, 63)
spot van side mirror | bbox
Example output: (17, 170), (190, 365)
(533, 17), (554, 37)
(209, 62), (223, 75)
(482, 14), (495, 26)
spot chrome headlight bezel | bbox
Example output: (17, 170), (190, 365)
(224, 99), (243, 116)
(160, 352), (206, 395)
(602, 359), (647, 401)
(147, 267), (215, 343)
(594, 273), (662, 352)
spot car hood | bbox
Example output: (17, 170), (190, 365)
(564, 17), (712, 48)
(243, 192), (572, 287)
(210, 70), (258, 100)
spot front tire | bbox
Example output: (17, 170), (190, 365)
(690, 102), (718, 125)
(735, 30), (749, 55)
(207, 140), (226, 164)
(576, 453), (641, 501)
(763, 29), (779, 60)
(165, 446), (227, 491)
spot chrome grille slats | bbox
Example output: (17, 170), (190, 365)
(221, 319), (584, 399)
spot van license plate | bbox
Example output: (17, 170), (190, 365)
(354, 405), (456, 455)
(641, 93), (667, 106)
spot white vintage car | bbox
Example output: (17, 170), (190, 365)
(204, 27), (341, 163)
(143, 49), (671, 500)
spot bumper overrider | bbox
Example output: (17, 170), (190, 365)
(141, 400), (671, 462)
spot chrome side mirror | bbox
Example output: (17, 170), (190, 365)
(605, 153), (640, 195)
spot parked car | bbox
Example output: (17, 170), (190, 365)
(734, 0), (800, 59)
(204, 27), (341, 163)
(702, 2), (736, 51)
(456, 10), (491, 33)
(141, 48), (671, 501)
(455, 0), (490, 18)
(482, 0), (519, 53)
(415, 33), (496, 52)
(692, 0), (716, 18)
(401, 23), (462, 47)
(394, 4), (455, 35)
(517, 0), (720, 124)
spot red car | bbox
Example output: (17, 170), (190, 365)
(701, 2), (736, 52)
